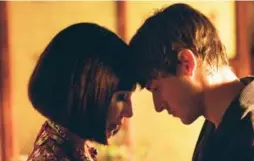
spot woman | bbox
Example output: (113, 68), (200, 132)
(27, 23), (135, 161)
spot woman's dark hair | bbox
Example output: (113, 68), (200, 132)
(28, 23), (135, 144)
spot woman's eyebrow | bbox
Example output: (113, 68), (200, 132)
(114, 91), (132, 95)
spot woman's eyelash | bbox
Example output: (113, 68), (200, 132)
(117, 94), (124, 100)
(117, 94), (127, 101)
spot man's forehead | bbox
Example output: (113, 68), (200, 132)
(146, 71), (170, 86)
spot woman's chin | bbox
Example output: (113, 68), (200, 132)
(106, 124), (121, 138)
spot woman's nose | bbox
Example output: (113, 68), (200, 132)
(122, 102), (133, 118)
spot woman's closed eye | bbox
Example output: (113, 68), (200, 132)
(112, 91), (132, 102)
(117, 94), (126, 101)
(117, 93), (130, 101)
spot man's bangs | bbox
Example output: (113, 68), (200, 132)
(129, 41), (169, 88)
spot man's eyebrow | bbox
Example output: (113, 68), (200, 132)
(145, 80), (152, 89)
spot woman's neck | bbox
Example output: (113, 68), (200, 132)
(67, 131), (85, 149)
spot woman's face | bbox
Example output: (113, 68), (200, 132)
(106, 90), (133, 138)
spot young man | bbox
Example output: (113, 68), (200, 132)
(129, 3), (254, 161)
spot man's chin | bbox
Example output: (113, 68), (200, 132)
(180, 117), (196, 125)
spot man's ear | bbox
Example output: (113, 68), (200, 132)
(176, 49), (197, 77)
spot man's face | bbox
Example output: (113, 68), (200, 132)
(147, 75), (203, 125)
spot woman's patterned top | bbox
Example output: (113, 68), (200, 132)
(27, 120), (97, 161)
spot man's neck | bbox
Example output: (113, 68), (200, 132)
(202, 68), (244, 128)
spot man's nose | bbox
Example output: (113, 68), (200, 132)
(155, 104), (164, 112)
(152, 93), (164, 113)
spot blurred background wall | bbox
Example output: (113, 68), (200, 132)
(0, 1), (252, 161)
